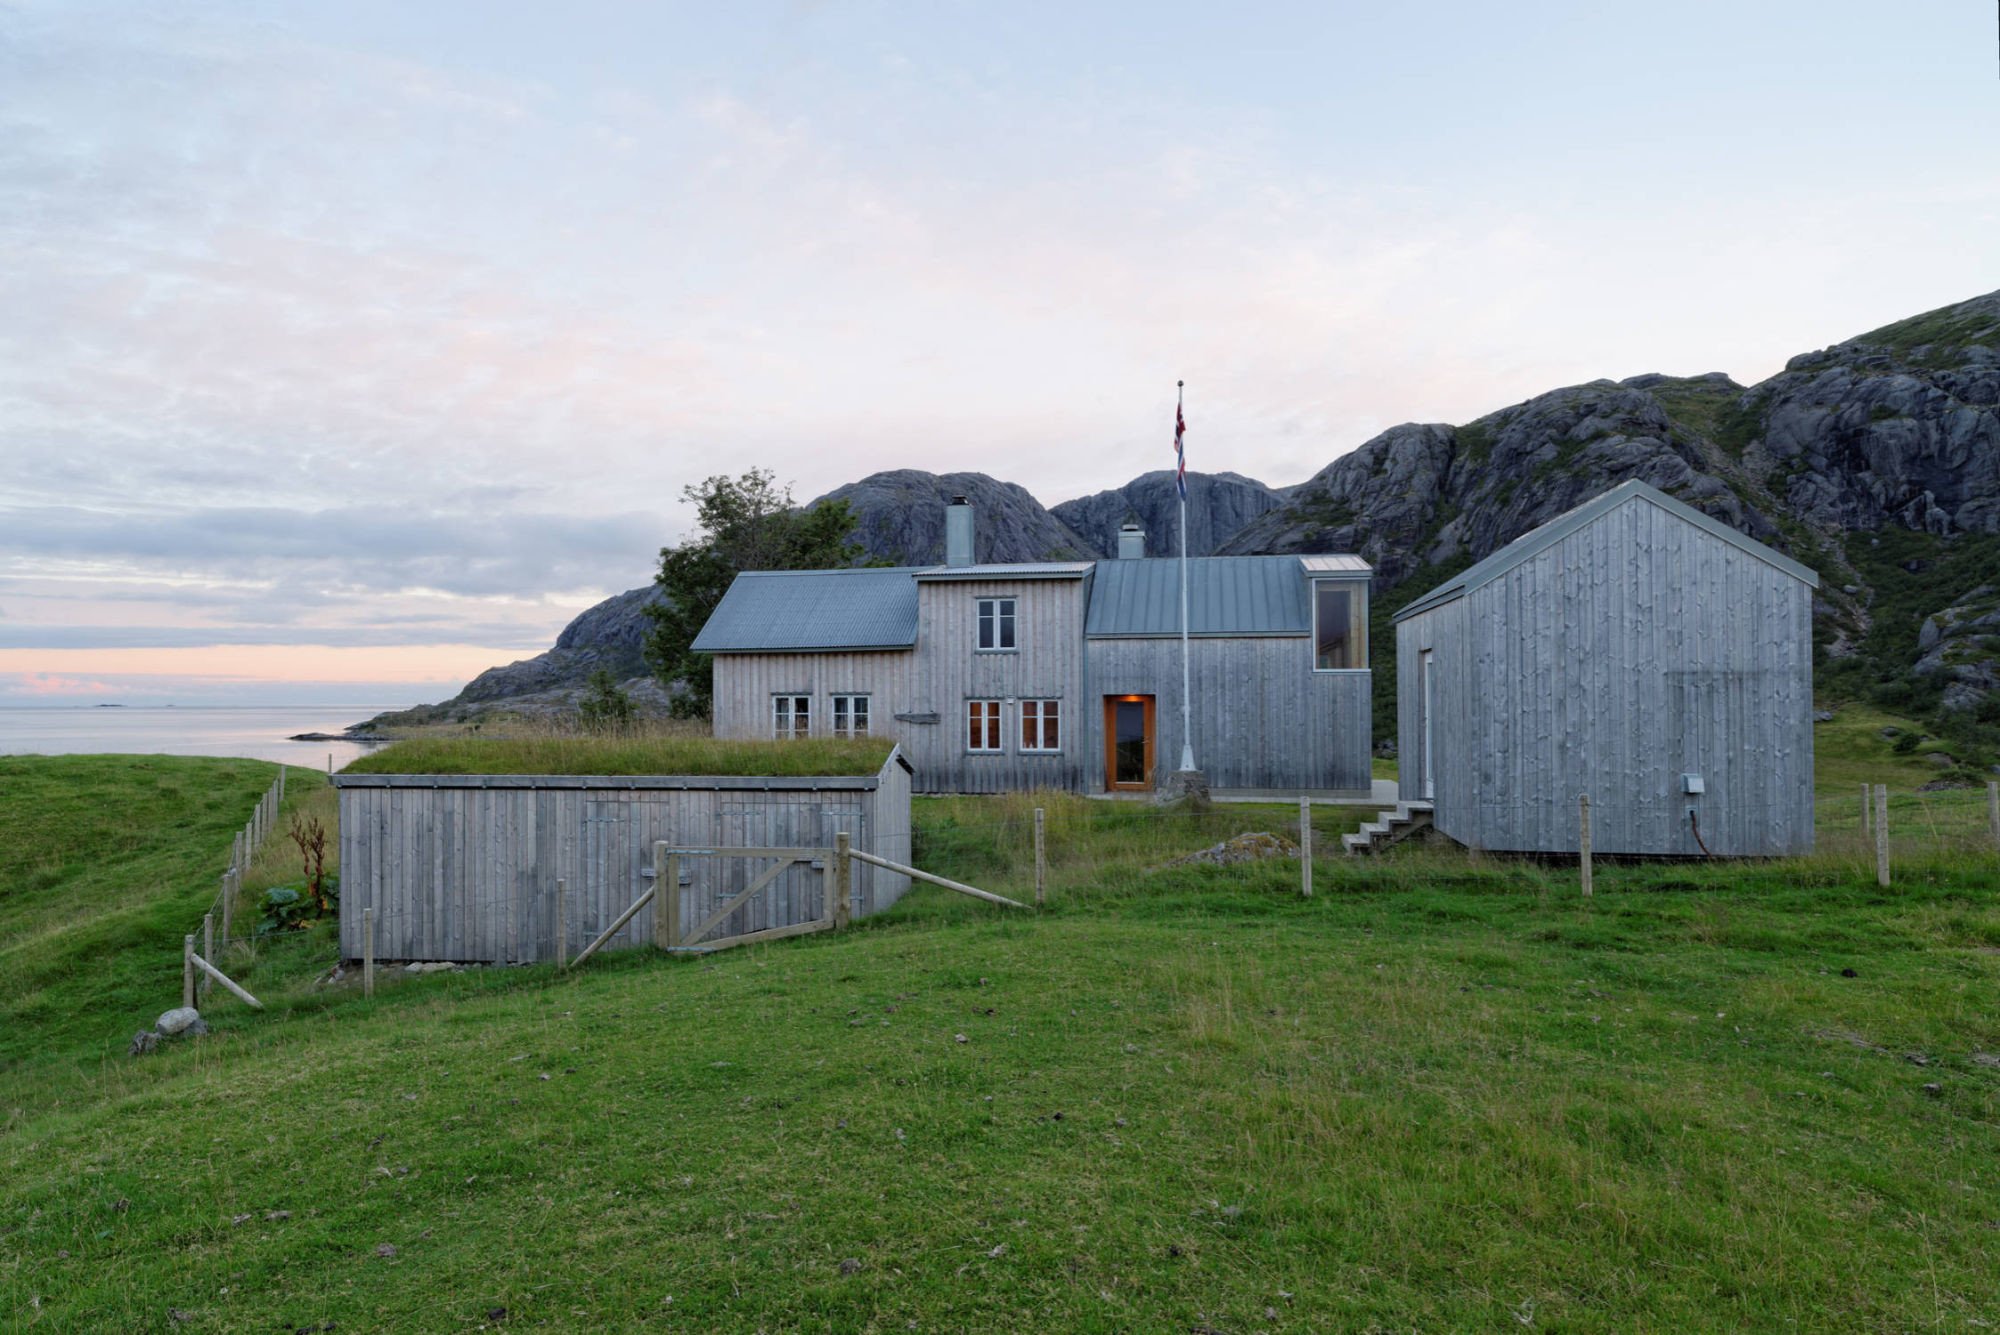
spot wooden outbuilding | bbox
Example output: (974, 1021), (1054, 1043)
(1393, 480), (1818, 856)
(334, 748), (912, 963)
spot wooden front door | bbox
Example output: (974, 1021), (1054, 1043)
(1103, 695), (1156, 792)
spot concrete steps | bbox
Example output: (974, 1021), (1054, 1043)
(1341, 801), (1434, 855)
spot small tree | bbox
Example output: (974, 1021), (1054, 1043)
(578, 667), (636, 731)
(644, 469), (867, 719)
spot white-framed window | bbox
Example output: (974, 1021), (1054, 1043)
(976, 597), (1017, 651)
(831, 694), (870, 738)
(967, 699), (1004, 752)
(773, 694), (810, 740)
(1312, 581), (1369, 671)
(1020, 699), (1061, 752)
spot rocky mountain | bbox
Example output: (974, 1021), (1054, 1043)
(376, 289), (2000, 767)
(813, 470), (1093, 565)
(1051, 470), (1287, 557)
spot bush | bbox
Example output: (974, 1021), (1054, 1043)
(258, 875), (339, 935)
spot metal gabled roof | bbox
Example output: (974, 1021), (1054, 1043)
(914, 562), (1094, 581)
(1297, 554), (1373, 574)
(1085, 555), (1367, 638)
(690, 567), (923, 653)
(1391, 479), (1820, 623)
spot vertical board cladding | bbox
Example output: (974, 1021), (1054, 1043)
(903, 575), (1092, 794)
(334, 749), (914, 963)
(710, 650), (917, 742)
(1085, 637), (1372, 793)
(1396, 491), (1814, 856)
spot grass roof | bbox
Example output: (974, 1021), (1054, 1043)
(342, 734), (897, 778)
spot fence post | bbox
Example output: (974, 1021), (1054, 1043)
(1579, 793), (1593, 898)
(202, 912), (214, 998)
(833, 832), (853, 930)
(182, 934), (195, 1010)
(363, 907), (375, 998)
(219, 872), (233, 948)
(653, 842), (671, 950)
(1033, 807), (1046, 907)
(665, 853), (683, 949)
(1989, 781), (1999, 852)
(1299, 797), (1313, 898)
(1874, 784), (1891, 888)
(555, 878), (568, 968)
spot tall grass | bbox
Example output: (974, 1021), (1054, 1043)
(345, 729), (896, 777)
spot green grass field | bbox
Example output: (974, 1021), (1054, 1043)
(2, 749), (1997, 1331)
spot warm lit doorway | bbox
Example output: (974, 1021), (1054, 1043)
(1103, 695), (1155, 792)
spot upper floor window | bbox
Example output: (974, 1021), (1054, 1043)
(1020, 699), (1061, 753)
(773, 694), (810, 739)
(967, 699), (1004, 752)
(976, 598), (1017, 651)
(832, 694), (870, 739)
(1313, 581), (1368, 671)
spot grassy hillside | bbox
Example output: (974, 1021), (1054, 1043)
(2, 762), (1998, 1330)
(0, 755), (331, 1079)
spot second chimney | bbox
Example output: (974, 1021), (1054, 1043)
(1117, 521), (1146, 560)
(944, 496), (975, 567)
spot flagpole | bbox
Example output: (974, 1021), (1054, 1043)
(1178, 380), (1195, 773)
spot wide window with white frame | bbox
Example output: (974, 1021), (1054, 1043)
(966, 699), (1004, 752)
(976, 598), (1017, 651)
(831, 693), (870, 738)
(772, 694), (811, 739)
(1019, 699), (1061, 752)
(1312, 580), (1369, 671)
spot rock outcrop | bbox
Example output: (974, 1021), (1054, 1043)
(814, 470), (1093, 565)
(1050, 470), (1286, 557)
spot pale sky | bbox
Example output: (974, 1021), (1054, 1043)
(2, 0), (1996, 705)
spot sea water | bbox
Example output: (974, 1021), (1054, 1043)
(0, 706), (400, 770)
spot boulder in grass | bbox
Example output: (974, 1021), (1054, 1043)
(129, 1031), (161, 1057)
(1160, 832), (1300, 869)
(155, 1008), (208, 1037)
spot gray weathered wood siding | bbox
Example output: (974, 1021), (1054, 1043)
(1396, 496), (1814, 855)
(710, 650), (916, 742)
(336, 751), (912, 963)
(901, 576), (1092, 793)
(1085, 637), (1372, 794)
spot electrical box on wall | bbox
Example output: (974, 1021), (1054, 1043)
(1682, 773), (1705, 795)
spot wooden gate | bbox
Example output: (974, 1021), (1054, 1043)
(659, 840), (849, 952)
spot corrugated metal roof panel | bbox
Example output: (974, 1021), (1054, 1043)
(1391, 479), (1820, 622)
(914, 562), (1094, 580)
(1087, 556), (1360, 637)
(691, 568), (922, 652)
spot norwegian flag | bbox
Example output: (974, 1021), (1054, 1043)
(1174, 400), (1188, 501)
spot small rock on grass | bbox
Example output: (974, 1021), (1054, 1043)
(374, 1243), (398, 1259)
(838, 1259), (863, 1276)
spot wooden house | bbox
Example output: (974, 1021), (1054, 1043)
(1392, 480), (1818, 856)
(694, 497), (1374, 796)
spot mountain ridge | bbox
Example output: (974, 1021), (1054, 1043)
(370, 288), (2000, 771)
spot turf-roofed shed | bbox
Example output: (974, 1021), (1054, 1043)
(333, 739), (911, 964)
(1393, 480), (1819, 856)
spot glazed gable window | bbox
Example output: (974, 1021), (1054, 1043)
(1313, 581), (1368, 671)
(976, 598), (1017, 651)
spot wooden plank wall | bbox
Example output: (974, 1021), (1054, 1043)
(903, 576), (1092, 794)
(336, 754), (912, 963)
(1396, 495), (1814, 856)
(710, 650), (917, 741)
(1084, 636), (1373, 793)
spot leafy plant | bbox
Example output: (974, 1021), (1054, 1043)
(257, 876), (338, 935)
(577, 668), (636, 731)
